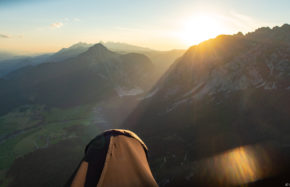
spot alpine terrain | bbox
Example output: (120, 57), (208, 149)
(124, 24), (290, 186)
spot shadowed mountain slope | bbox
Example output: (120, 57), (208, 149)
(123, 24), (290, 186)
(0, 44), (154, 115)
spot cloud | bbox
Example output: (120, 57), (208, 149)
(229, 11), (258, 30)
(211, 11), (273, 34)
(73, 18), (80, 22)
(48, 18), (79, 30)
(0, 34), (10, 38)
(0, 34), (22, 39)
(50, 22), (63, 29)
(226, 11), (273, 32)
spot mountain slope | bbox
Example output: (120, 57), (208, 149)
(0, 54), (52, 78)
(0, 43), (94, 78)
(102, 42), (185, 75)
(0, 44), (154, 114)
(123, 24), (290, 186)
(0, 51), (25, 61)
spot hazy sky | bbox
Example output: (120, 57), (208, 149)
(0, 0), (289, 54)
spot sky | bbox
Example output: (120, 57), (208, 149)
(0, 0), (289, 54)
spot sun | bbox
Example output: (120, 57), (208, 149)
(178, 13), (225, 46)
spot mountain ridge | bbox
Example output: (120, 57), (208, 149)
(123, 24), (290, 186)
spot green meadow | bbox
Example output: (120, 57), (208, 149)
(0, 104), (103, 184)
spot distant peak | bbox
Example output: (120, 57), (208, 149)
(88, 43), (108, 51)
(84, 43), (115, 56)
(74, 42), (87, 45)
(92, 43), (106, 48)
(70, 42), (92, 49)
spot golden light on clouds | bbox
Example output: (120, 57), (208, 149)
(50, 22), (64, 29)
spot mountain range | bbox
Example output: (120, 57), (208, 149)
(0, 42), (184, 78)
(0, 44), (156, 115)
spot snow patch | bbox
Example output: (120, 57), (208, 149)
(182, 82), (204, 97)
(140, 87), (159, 100)
(164, 86), (180, 98)
(97, 73), (107, 79)
(192, 84), (212, 100)
(256, 81), (266, 88)
(264, 82), (277, 90)
(115, 86), (144, 97)
(166, 98), (188, 113)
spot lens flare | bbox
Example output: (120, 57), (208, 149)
(204, 145), (273, 186)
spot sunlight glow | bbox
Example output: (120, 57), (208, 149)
(178, 13), (225, 46)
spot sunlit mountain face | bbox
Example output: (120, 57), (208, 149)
(124, 24), (290, 186)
